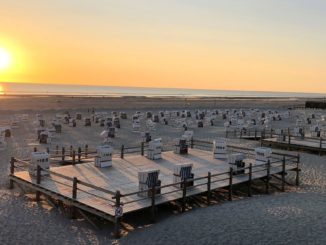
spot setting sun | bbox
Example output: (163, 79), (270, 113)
(0, 48), (11, 70)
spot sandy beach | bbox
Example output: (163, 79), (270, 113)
(1, 96), (325, 245)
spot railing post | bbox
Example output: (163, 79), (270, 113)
(62, 147), (65, 162)
(254, 129), (257, 140)
(266, 160), (271, 194)
(319, 138), (322, 156)
(240, 129), (242, 139)
(56, 145), (59, 155)
(288, 128), (291, 146)
(151, 186), (156, 222)
(85, 144), (88, 158)
(70, 145), (73, 157)
(9, 157), (15, 189)
(282, 156), (286, 192)
(248, 164), (252, 197)
(78, 147), (82, 162)
(190, 138), (194, 149)
(141, 142), (144, 156)
(182, 179), (187, 212)
(72, 150), (76, 165)
(114, 191), (121, 239)
(296, 154), (300, 186)
(121, 145), (124, 159)
(36, 165), (41, 201)
(207, 172), (211, 205)
(228, 168), (233, 201)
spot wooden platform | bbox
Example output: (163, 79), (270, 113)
(10, 148), (299, 223)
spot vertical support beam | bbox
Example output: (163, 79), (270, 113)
(296, 154), (300, 186)
(9, 157), (15, 189)
(56, 145), (59, 155)
(254, 129), (257, 140)
(248, 164), (252, 197)
(36, 165), (41, 201)
(228, 168), (233, 201)
(114, 191), (121, 239)
(266, 160), (271, 194)
(182, 179), (187, 212)
(282, 156), (286, 192)
(270, 128), (273, 138)
(319, 138), (322, 156)
(72, 177), (78, 199)
(240, 129), (242, 139)
(190, 138), (194, 149)
(207, 172), (211, 205)
(141, 142), (144, 156)
(121, 145), (124, 159)
(288, 128), (291, 146)
(151, 186), (156, 222)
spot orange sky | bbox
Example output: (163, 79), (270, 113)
(0, 0), (326, 93)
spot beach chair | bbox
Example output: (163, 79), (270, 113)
(228, 153), (246, 175)
(29, 152), (50, 176)
(213, 138), (228, 159)
(84, 118), (91, 127)
(174, 138), (188, 154)
(138, 169), (161, 197)
(147, 138), (162, 160)
(173, 163), (194, 188)
(95, 145), (113, 168)
(255, 147), (272, 165)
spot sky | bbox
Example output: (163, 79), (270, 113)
(0, 0), (325, 93)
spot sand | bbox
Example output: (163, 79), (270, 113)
(0, 95), (325, 245)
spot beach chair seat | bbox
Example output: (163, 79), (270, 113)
(173, 163), (194, 188)
(138, 169), (161, 197)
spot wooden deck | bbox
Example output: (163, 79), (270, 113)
(10, 147), (299, 223)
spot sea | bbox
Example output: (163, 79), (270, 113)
(0, 82), (325, 98)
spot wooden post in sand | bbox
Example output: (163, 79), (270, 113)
(9, 157), (15, 189)
(228, 168), (233, 201)
(182, 179), (187, 212)
(296, 154), (300, 186)
(266, 160), (271, 194)
(282, 156), (286, 192)
(207, 172), (211, 205)
(36, 165), (41, 201)
(151, 186), (156, 222)
(114, 191), (122, 238)
(248, 164), (252, 197)
(71, 177), (78, 219)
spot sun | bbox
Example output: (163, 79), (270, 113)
(0, 47), (11, 70)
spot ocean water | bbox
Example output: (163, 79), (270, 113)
(0, 82), (325, 98)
